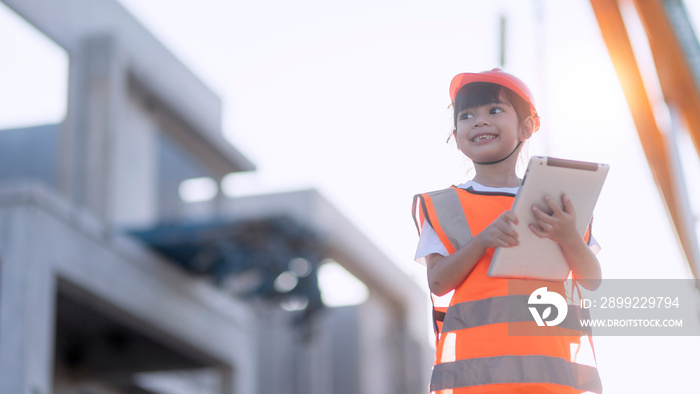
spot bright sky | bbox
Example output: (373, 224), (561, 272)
(2, 0), (700, 392)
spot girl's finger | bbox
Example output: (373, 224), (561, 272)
(497, 220), (519, 239)
(544, 195), (563, 215)
(540, 221), (554, 232)
(502, 223), (519, 238)
(503, 210), (519, 225)
(529, 224), (548, 238)
(562, 194), (576, 215)
(532, 205), (554, 223)
(498, 234), (519, 247)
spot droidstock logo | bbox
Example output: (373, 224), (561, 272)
(528, 287), (568, 327)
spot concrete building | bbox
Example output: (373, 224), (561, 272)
(0, 1), (431, 393)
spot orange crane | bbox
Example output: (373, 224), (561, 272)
(590, 0), (700, 279)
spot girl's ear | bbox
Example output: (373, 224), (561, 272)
(519, 116), (535, 141)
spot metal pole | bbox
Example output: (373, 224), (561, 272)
(667, 105), (700, 278)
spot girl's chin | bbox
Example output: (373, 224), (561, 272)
(468, 149), (505, 161)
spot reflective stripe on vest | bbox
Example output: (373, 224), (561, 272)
(441, 295), (592, 334)
(430, 355), (602, 393)
(426, 188), (473, 250)
(413, 187), (473, 253)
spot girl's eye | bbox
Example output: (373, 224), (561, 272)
(490, 107), (504, 114)
(460, 113), (474, 120)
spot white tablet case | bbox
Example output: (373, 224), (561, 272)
(488, 156), (609, 280)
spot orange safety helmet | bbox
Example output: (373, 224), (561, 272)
(449, 68), (540, 132)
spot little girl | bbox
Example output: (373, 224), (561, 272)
(412, 69), (602, 393)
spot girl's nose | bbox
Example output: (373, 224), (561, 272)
(473, 114), (489, 127)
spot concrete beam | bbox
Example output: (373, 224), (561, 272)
(0, 181), (257, 394)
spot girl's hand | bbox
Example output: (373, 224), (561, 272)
(529, 194), (579, 246)
(475, 210), (520, 248)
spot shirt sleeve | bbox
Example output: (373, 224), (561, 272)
(414, 220), (449, 265)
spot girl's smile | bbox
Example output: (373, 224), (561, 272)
(470, 132), (499, 144)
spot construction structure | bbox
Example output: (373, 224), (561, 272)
(0, 0), (431, 393)
(589, 0), (700, 280)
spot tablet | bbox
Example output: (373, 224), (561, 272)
(488, 156), (609, 280)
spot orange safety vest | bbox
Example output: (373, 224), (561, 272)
(412, 185), (602, 394)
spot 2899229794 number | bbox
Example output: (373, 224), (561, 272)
(599, 296), (680, 309)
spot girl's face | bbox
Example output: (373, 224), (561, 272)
(453, 93), (532, 164)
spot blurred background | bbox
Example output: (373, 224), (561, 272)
(1, 0), (699, 393)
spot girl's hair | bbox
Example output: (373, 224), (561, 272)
(452, 82), (531, 129)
